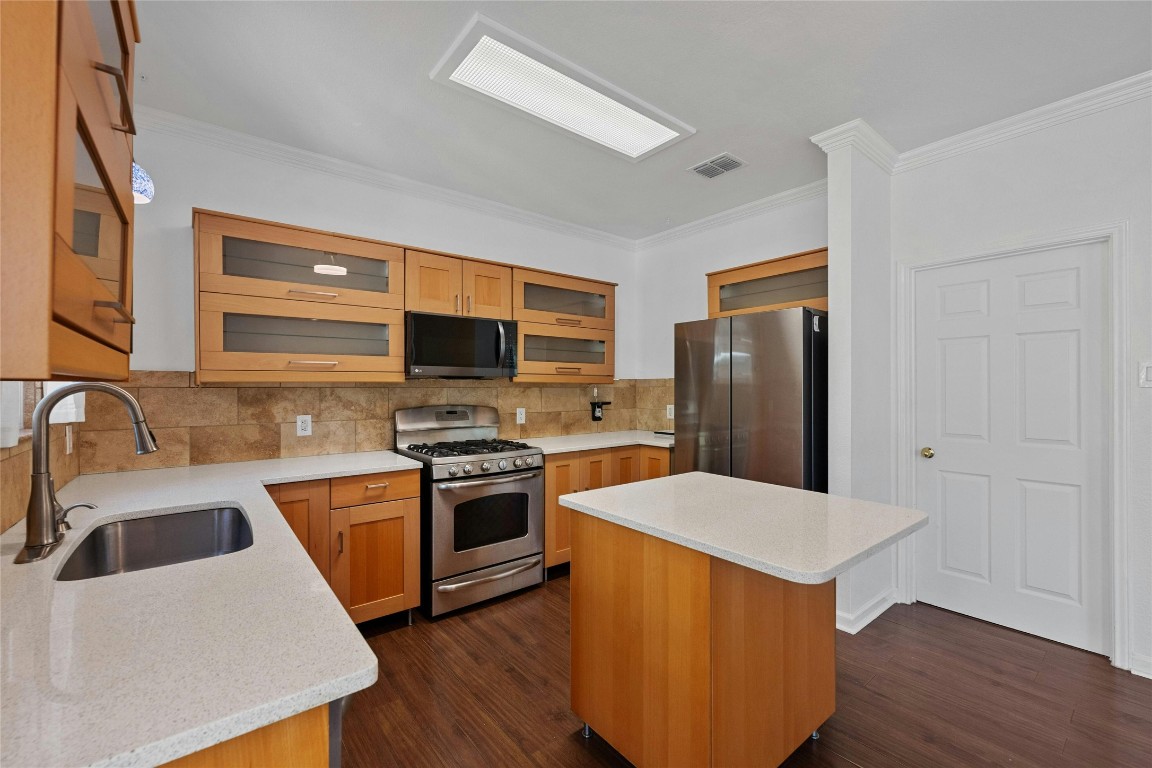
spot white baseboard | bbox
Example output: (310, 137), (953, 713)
(1130, 652), (1152, 679)
(836, 589), (897, 635)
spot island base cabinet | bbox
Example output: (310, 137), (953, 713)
(570, 512), (836, 768)
(159, 704), (328, 767)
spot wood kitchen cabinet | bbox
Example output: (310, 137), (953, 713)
(405, 249), (513, 319)
(707, 247), (828, 318)
(639, 446), (671, 480)
(329, 469), (421, 623)
(610, 446), (641, 485)
(265, 479), (331, 582)
(1, 0), (140, 380)
(512, 269), (616, 384)
(513, 269), (614, 330)
(542, 448), (610, 567)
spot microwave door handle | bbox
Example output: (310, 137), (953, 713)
(496, 321), (507, 370)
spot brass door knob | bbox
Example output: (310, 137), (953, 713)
(921, 447), (935, 459)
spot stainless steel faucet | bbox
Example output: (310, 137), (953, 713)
(15, 382), (158, 564)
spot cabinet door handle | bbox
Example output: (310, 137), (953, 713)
(288, 289), (340, 298)
(555, 366), (582, 374)
(91, 63), (136, 135)
(555, 317), (582, 326)
(288, 360), (339, 367)
(455, 294), (461, 313)
(364, 482), (390, 490)
(467, 295), (472, 314)
(337, 531), (344, 554)
(93, 300), (135, 324)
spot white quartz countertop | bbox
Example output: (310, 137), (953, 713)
(525, 430), (673, 454)
(560, 472), (927, 584)
(0, 451), (421, 768)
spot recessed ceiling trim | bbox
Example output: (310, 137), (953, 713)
(430, 14), (695, 162)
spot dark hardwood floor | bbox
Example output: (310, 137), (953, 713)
(343, 573), (1152, 768)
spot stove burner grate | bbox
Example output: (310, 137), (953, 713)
(405, 439), (533, 458)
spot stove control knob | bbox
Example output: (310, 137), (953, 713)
(480, 462), (491, 472)
(462, 464), (473, 475)
(447, 466), (459, 477)
(523, 456), (534, 467)
(513, 458), (524, 469)
(498, 459), (508, 471)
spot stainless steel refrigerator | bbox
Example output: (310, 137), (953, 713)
(673, 307), (827, 491)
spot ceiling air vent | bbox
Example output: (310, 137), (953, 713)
(690, 153), (745, 179)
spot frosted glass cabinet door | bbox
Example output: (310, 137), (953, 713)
(516, 322), (614, 377)
(512, 269), (615, 330)
(196, 212), (406, 310)
(198, 293), (405, 380)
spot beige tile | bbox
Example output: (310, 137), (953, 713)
(140, 387), (237, 428)
(445, 386), (498, 409)
(127, 370), (191, 388)
(498, 386), (541, 414)
(189, 424), (280, 465)
(237, 387), (319, 424)
(355, 419), (395, 452)
(438, 379), (498, 389)
(284, 381), (357, 388)
(498, 412), (521, 440)
(596, 407), (636, 433)
(2, 449), (32, 533)
(8, 435), (31, 456)
(389, 386), (447, 411)
(637, 408), (673, 432)
(520, 411), (562, 438)
(83, 387), (141, 431)
(540, 386), (585, 412)
(561, 410), (591, 435)
(603, 382), (636, 410)
(279, 421), (356, 458)
(79, 428), (190, 474)
(636, 385), (672, 411)
(318, 387), (389, 421)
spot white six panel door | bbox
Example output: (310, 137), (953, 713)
(913, 241), (1108, 653)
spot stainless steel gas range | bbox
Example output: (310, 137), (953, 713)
(395, 405), (544, 616)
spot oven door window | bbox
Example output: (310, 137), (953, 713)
(453, 492), (529, 551)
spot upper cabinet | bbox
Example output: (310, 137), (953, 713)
(706, 248), (828, 319)
(513, 269), (614, 330)
(193, 210), (407, 383)
(405, 250), (512, 319)
(1, 0), (140, 380)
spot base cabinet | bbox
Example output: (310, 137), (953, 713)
(266, 469), (420, 623)
(544, 445), (669, 567)
(159, 705), (328, 768)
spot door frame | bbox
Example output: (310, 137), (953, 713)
(893, 221), (1131, 668)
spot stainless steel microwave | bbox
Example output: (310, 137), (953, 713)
(406, 312), (517, 379)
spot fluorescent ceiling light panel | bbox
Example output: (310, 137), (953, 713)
(432, 15), (694, 161)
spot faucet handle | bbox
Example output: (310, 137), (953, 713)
(56, 502), (97, 533)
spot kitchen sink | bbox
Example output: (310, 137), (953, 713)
(56, 506), (253, 581)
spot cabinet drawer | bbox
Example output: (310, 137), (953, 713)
(513, 268), (614, 330)
(331, 469), (421, 508)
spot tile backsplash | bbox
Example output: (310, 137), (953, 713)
(77, 372), (674, 475)
(1, 382), (80, 533)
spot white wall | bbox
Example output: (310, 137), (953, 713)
(129, 119), (640, 376)
(891, 96), (1152, 672)
(632, 197), (828, 378)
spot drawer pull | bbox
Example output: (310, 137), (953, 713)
(91, 63), (136, 135)
(337, 531), (344, 554)
(555, 366), (582, 374)
(555, 317), (583, 326)
(94, 300), (135, 324)
(288, 289), (340, 298)
(288, 360), (339, 367)
(364, 482), (390, 490)
(455, 294), (461, 313)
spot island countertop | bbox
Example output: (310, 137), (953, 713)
(560, 471), (927, 584)
(0, 451), (420, 768)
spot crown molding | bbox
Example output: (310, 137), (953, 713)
(634, 179), (827, 250)
(895, 71), (1152, 174)
(810, 118), (899, 173)
(134, 106), (636, 250)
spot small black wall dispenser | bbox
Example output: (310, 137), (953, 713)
(590, 386), (611, 422)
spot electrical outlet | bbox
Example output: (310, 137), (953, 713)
(666, 404), (675, 419)
(1140, 362), (1152, 388)
(516, 408), (527, 425)
(66, 424), (73, 454)
(296, 414), (312, 436)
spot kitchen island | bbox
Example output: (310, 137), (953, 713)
(560, 472), (927, 768)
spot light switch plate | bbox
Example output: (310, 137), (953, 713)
(516, 408), (527, 425)
(66, 424), (73, 454)
(666, 404), (675, 419)
(1140, 362), (1152, 388)
(296, 414), (312, 436)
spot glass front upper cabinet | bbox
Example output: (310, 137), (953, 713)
(512, 269), (614, 330)
(707, 248), (829, 319)
(516, 322), (614, 379)
(195, 211), (406, 310)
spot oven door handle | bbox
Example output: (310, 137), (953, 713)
(435, 470), (541, 490)
(436, 558), (542, 592)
